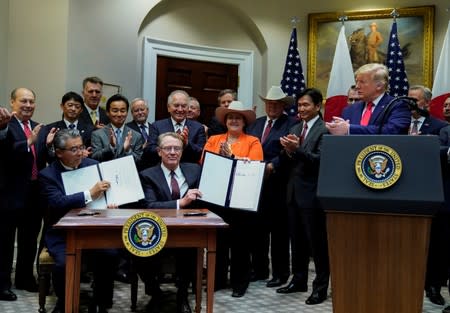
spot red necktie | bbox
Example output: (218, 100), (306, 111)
(22, 121), (38, 180)
(300, 123), (308, 144)
(360, 102), (374, 126)
(261, 119), (273, 143)
(170, 171), (180, 200)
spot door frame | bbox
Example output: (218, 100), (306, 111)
(142, 37), (254, 122)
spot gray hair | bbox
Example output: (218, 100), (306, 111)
(157, 132), (183, 147)
(53, 129), (81, 150)
(131, 98), (148, 107)
(409, 85), (432, 102)
(167, 90), (189, 105)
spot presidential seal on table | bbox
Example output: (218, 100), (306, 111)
(122, 211), (168, 257)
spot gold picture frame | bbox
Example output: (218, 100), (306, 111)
(100, 83), (122, 109)
(307, 6), (435, 93)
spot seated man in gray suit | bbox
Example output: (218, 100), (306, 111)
(91, 94), (144, 163)
(138, 132), (202, 313)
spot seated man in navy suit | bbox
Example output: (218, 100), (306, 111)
(326, 63), (410, 135)
(138, 132), (202, 313)
(39, 129), (117, 313)
(145, 90), (206, 164)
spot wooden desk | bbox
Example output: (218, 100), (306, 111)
(54, 208), (228, 313)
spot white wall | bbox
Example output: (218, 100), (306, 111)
(6, 0), (69, 123)
(2, 0), (450, 123)
(0, 0), (9, 105)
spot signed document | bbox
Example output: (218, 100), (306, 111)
(62, 155), (144, 209)
(199, 151), (265, 212)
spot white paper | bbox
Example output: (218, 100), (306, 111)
(99, 155), (145, 206)
(61, 165), (107, 209)
(229, 161), (266, 211)
(199, 151), (265, 211)
(199, 152), (233, 206)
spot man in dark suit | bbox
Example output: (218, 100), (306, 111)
(91, 94), (144, 163)
(326, 63), (410, 135)
(1, 88), (51, 295)
(207, 89), (236, 137)
(138, 132), (202, 313)
(78, 76), (110, 128)
(46, 91), (95, 148)
(277, 88), (330, 305)
(146, 90), (206, 164)
(408, 85), (447, 136)
(246, 86), (298, 287)
(126, 98), (156, 169)
(407, 86), (450, 305)
(0, 107), (16, 301)
(39, 129), (116, 313)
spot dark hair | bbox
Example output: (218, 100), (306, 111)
(296, 88), (323, 105)
(82, 76), (103, 89)
(61, 91), (83, 105)
(106, 94), (129, 112)
(53, 129), (81, 150)
(217, 89), (237, 103)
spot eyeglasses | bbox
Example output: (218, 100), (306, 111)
(160, 146), (183, 153)
(348, 98), (358, 102)
(61, 145), (85, 153)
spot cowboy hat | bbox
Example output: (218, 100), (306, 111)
(258, 86), (294, 106)
(216, 101), (256, 125)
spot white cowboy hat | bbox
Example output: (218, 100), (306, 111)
(216, 101), (256, 125)
(258, 86), (294, 106)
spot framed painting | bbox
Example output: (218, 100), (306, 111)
(307, 6), (435, 93)
(100, 83), (121, 109)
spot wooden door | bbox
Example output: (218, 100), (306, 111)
(155, 56), (239, 125)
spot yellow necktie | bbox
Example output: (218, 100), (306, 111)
(90, 110), (97, 124)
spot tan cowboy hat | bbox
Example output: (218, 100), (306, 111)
(258, 86), (294, 106)
(216, 101), (256, 125)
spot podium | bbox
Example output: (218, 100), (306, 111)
(317, 135), (444, 313)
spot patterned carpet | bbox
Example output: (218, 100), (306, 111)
(1, 268), (449, 313)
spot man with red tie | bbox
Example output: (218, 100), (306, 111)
(138, 132), (202, 313)
(0, 88), (51, 300)
(326, 63), (410, 135)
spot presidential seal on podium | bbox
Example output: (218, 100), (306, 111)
(355, 144), (402, 190)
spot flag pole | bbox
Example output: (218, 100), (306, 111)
(290, 16), (299, 28)
(390, 8), (399, 21)
(338, 14), (347, 25)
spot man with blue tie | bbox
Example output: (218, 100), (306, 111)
(46, 91), (95, 148)
(91, 94), (144, 163)
(126, 98), (156, 169)
(146, 90), (206, 164)
(326, 63), (410, 135)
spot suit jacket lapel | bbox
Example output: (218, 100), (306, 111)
(302, 119), (323, 146)
(156, 166), (172, 200)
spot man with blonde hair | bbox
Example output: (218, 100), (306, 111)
(326, 63), (410, 135)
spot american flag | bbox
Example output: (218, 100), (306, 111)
(385, 21), (409, 97)
(280, 27), (306, 116)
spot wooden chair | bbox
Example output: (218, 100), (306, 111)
(37, 247), (55, 313)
